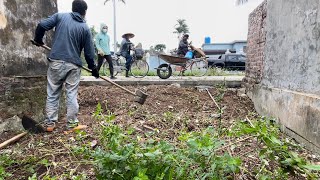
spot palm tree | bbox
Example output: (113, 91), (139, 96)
(235, 0), (249, 5)
(173, 19), (189, 39)
(104, 0), (126, 53)
(154, 44), (166, 52)
(104, 0), (125, 4)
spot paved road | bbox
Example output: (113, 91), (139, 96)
(80, 76), (244, 87)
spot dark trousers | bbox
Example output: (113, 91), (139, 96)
(124, 54), (133, 71)
(97, 54), (114, 76)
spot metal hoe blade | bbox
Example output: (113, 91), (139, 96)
(21, 115), (45, 134)
(134, 89), (148, 105)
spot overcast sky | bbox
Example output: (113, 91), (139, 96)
(58, 0), (263, 51)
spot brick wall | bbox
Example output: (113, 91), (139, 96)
(243, 0), (267, 90)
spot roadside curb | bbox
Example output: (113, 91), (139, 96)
(80, 76), (244, 88)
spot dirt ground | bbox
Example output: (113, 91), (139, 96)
(0, 85), (319, 179)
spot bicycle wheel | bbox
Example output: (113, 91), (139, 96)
(130, 60), (149, 78)
(157, 64), (172, 79)
(191, 59), (208, 76)
(103, 58), (120, 76)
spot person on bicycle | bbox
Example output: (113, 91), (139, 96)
(177, 34), (189, 57)
(120, 33), (134, 77)
(32, 0), (99, 132)
(95, 23), (116, 79)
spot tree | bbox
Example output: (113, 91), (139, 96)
(235, 0), (248, 5)
(154, 44), (166, 52)
(104, 0), (126, 53)
(104, 0), (125, 4)
(148, 46), (156, 55)
(173, 19), (189, 39)
(90, 26), (98, 37)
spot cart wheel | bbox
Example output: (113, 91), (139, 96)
(157, 64), (172, 79)
(103, 58), (119, 76)
(191, 59), (208, 76)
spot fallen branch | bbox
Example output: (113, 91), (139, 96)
(0, 132), (28, 149)
(134, 127), (144, 132)
(245, 116), (255, 128)
(142, 124), (155, 131)
(206, 89), (220, 110)
(239, 149), (256, 158)
(215, 135), (256, 152)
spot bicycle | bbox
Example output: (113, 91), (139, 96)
(102, 50), (149, 78)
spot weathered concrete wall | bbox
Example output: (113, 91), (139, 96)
(246, 0), (320, 152)
(0, 0), (57, 76)
(0, 0), (58, 132)
(263, 0), (320, 94)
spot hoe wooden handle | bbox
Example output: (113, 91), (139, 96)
(0, 132), (28, 149)
(81, 66), (136, 96)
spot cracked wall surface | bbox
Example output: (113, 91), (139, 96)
(0, 0), (7, 29)
(0, 0), (57, 77)
(263, 0), (320, 95)
(246, 0), (320, 152)
(0, 0), (58, 133)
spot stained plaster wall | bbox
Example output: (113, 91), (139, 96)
(0, 0), (58, 132)
(246, 0), (320, 152)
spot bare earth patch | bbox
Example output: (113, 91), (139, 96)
(0, 85), (319, 179)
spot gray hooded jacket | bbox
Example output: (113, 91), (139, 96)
(39, 12), (95, 69)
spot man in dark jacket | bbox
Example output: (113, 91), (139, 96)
(33, 0), (99, 131)
(120, 33), (134, 77)
(177, 34), (189, 57)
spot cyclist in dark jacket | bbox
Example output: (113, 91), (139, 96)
(120, 33), (134, 77)
(33, 0), (98, 132)
(177, 34), (189, 57)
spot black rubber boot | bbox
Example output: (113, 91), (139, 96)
(125, 70), (129, 77)
(110, 68), (116, 79)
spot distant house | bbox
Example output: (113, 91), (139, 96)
(202, 40), (247, 59)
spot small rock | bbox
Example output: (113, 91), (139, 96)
(237, 88), (246, 97)
(227, 88), (237, 92)
(187, 124), (196, 131)
(171, 83), (181, 88)
(91, 140), (98, 148)
(195, 86), (211, 92)
(210, 114), (221, 118)
(240, 94), (247, 97)
(139, 120), (145, 124)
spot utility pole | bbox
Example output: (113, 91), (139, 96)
(113, 0), (117, 53)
